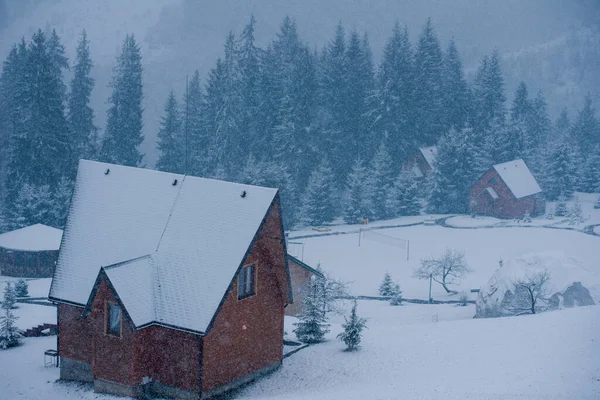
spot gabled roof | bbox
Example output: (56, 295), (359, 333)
(419, 146), (438, 169)
(0, 224), (63, 251)
(493, 159), (542, 199)
(287, 255), (324, 278)
(49, 160), (281, 334)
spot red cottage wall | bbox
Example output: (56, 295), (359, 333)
(469, 169), (536, 218)
(284, 259), (312, 316)
(58, 303), (93, 365)
(202, 201), (288, 394)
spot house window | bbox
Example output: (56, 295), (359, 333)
(488, 177), (498, 185)
(238, 264), (256, 300)
(107, 303), (121, 337)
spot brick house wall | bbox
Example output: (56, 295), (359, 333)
(469, 169), (538, 218)
(201, 200), (288, 394)
(284, 259), (313, 316)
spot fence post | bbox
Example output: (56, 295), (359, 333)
(428, 274), (433, 304)
(358, 227), (362, 247)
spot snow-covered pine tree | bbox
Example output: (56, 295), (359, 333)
(385, 169), (421, 217)
(298, 159), (337, 226)
(510, 81), (532, 125)
(442, 38), (471, 133)
(337, 299), (367, 351)
(413, 18), (444, 146)
(185, 70), (208, 177)
(378, 273), (400, 297)
(68, 30), (98, 161)
(369, 142), (395, 220)
(343, 157), (374, 224)
(579, 147), (600, 193)
(293, 276), (330, 343)
(472, 50), (506, 133)
(2, 282), (16, 310)
(51, 176), (74, 228)
(543, 139), (576, 201)
(100, 34), (144, 167)
(0, 308), (22, 349)
(156, 91), (184, 174)
(427, 127), (478, 214)
(554, 196), (568, 217)
(572, 95), (599, 159)
(5, 184), (55, 230)
(14, 279), (28, 298)
(368, 21), (414, 168)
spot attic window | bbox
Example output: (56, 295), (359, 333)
(106, 303), (121, 337)
(238, 264), (256, 300)
(104, 168), (110, 175)
(172, 179), (178, 186)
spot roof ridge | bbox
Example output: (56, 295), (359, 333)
(103, 254), (152, 270)
(156, 175), (187, 252)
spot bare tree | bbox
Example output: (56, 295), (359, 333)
(508, 269), (552, 315)
(413, 248), (472, 294)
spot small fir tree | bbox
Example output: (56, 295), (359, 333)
(337, 300), (367, 351)
(2, 282), (16, 310)
(378, 273), (400, 297)
(567, 200), (584, 225)
(386, 170), (421, 217)
(293, 277), (330, 343)
(554, 197), (568, 217)
(0, 308), (22, 349)
(343, 157), (374, 224)
(298, 159), (338, 226)
(14, 280), (28, 298)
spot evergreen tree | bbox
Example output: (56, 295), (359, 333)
(526, 91), (552, 171)
(337, 300), (367, 351)
(386, 170), (421, 217)
(14, 280), (28, 298)
(101, 34), (144, 167)
(413, 18), (444, 145)
(580, 146), (600, 193)
(572, 95), (599, 157)
(427, 128), (478, 214)
(343, 157), (374, 224)
(0, 308), (22, 349)
(544, 139), (576, 200)
(2, 282), (16, 310)
(293, 276), (331, 343)
(156, 91), (184, 173)
(510, 81), (531, 124)
(369, 22), (414, 168)
(369, 142), (394, 220)
(298, 159), (337, 226)
(378, 273), (401, 297)
(442, 39), (470, 132)
(68, 30), (98, 161)
(472, 50), (506, 133)
(4, 184), (54, 230)
(47, 29), (69, 102)
(186, 70), (209, 176)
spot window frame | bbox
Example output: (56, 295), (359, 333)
(105, 301), (122, 338)
(237, 263), (257, 300)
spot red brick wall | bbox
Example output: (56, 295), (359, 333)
(469, 169), (536, 218)
(284, 259), (312, 316)
(202, 200), (287, 393)
(134, 325), (201, 392)
(58, 303), (93, 364)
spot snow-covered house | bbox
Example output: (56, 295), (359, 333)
(48, 160), (293, 399)
(403, 146), (438, 179)
(284, 255), (323, 316)
(469, 159), (545, 218)
(0, 224), (63, 277)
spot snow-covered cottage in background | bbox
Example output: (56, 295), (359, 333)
(284, 255), (324, 316)
(49, 160), (293, 399)
(0, 224), (63, 277)
(403, 146), (438, 178)
(469, 159), (545, 218)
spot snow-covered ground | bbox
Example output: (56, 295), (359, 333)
(241, 304), (600, 400)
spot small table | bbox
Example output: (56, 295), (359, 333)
(44, 349), (59, 367)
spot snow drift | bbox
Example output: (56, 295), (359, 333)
(475, 251), (595, 318)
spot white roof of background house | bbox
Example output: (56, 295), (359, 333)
(0, 224), (63, 251)
(419, 146), (438, 169)
(50, 160), (280, 334)
(493, 159), (542, 199)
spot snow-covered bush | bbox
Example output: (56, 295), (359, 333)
(457, 292), (469, 307)
(337, 300), (367, 351)
(545, 207), (555, 220)
(554, 198), (568, 217)
(567, 201), (584, 225)
(0, 309), (22, 349)
(476, 252), (596, 318)
(14, 280), (29, 298)
(389, 294), (403, 306)
(2, 283), (16, 310)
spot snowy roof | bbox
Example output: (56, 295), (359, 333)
(419, 146), (438, 169)
(493, 159), (542, 199)
(49, 160), (279, 333)
(0, 224), (63, 252)
(485, 187), (499, 200)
